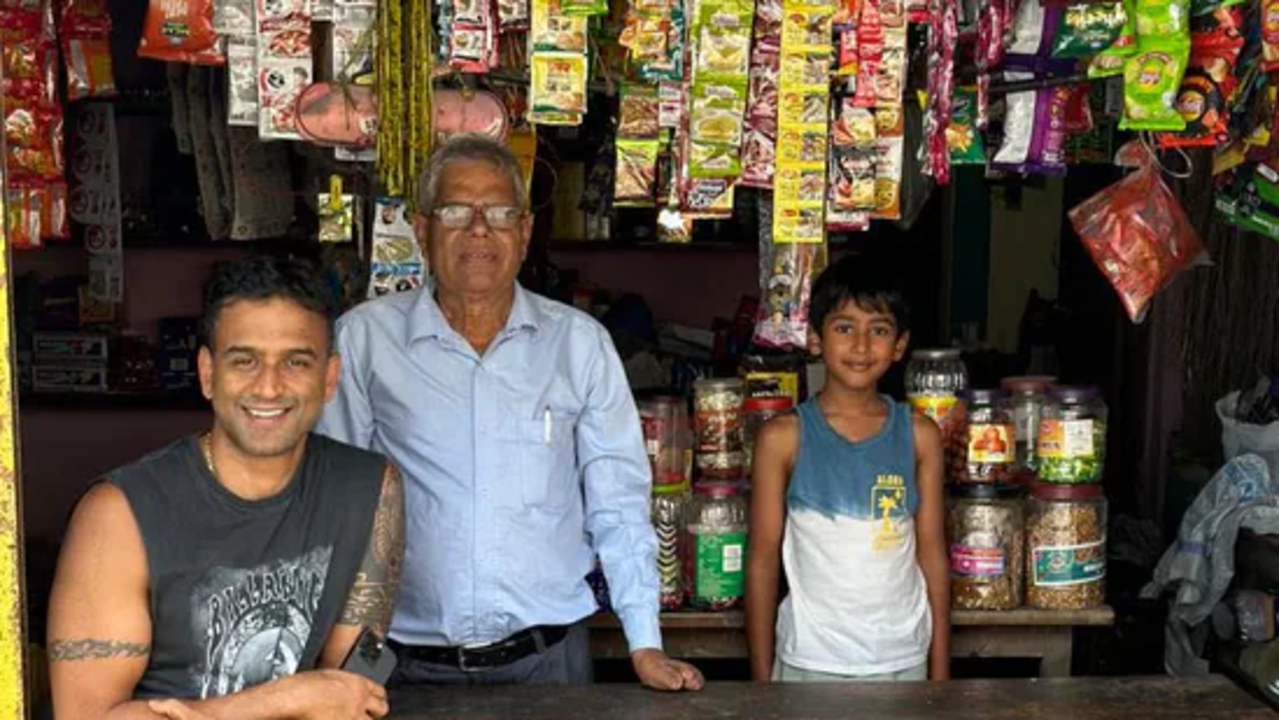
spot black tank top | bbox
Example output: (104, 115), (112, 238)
(107, 433), (384, 699)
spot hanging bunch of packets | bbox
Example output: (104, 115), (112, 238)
(826, 0), (868, 231)
(615, 83), (663, 206)
(687, 0), (753, 180)
(332, 1), (377, 162)
(529, 0), (591, 125)
(773, 0), (835, 244)
(740, 0), (782, 188)
(256, 0), (313, 140)
(440, 0), (498, 73)
(619, 0), (687, 83)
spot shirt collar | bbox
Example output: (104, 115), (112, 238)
(407, 281), (542, 346)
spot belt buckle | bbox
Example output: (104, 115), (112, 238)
(457, 643), (490, 673)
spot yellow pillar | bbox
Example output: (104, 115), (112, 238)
(0, 67), (29, 720)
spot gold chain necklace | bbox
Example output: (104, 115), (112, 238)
(201, 432), (217, 477)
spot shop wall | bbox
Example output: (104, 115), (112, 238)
(986, 179), (1064, 353)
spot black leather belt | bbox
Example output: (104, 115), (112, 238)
(389, 625), (570, 672)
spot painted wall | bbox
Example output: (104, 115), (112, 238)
(986, 180), (1064, 353)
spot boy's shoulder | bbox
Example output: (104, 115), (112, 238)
(908, 410), (943, 448)
(757, 410), (801, 450)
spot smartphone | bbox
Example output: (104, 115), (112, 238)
(341, 628), (398, 685)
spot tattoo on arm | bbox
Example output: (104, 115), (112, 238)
(340, 465), (406, 637)
(48, 639), (150, 662)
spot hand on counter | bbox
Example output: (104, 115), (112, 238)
(632, 649), (706, 692)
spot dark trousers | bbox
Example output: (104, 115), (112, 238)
(388, 621), (594, 687)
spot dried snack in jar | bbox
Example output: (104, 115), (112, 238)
(948, 484), (1026, 611)
(1026, 484), (1107, 610)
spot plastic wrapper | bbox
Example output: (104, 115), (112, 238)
(531, 0), (587, 52)
(1007, 0), (1051, 57)
(1119, 42), (1191, 131)
(530, 52), (588, 126)
(1067, 151), (1206, 322)
(317, 193), (355, 242)
(138, 0), (225, 65)
(948, 87), (985, 163)
(1136, 0), (1190, 38)
(615, 139), (660, 206)
(1089, 0), (1137, 78)
(1052, 2), (1127, 59)
(1266, 0), (1279, 72)
(60, 0), (115, 100)
(214, 0), (254, 36)
(619, 84), (660, 139)
(992, 76), (1071, 175)
(1064, 83), (1094, 134)
(753, 201), (823, 349)
(498, 0), (530, 32)
(856, 0), (884, 108)
(226, 36), (259, 126)
(924, 0), (958, 184)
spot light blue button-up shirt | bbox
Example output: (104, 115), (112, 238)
(316, 283), (661, 652)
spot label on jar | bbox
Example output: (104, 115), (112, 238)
(696, 408), (742, 453)
(1037, 419), (1096, 459)
(951, 544), (1006, 577)
(967, 423), (1014, 464)
(694, 531), (746, 599)
(1031, 540), (1106, 586)
(909, 394), (958, 423)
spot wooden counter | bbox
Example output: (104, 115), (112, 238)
(589, 607), (1116, 677)
(388, 675), (1268, 719)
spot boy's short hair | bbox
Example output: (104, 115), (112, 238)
(809, 254), (911, 334)
(202, 255), (337, 352)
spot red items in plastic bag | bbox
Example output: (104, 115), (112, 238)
(1067, 146), (1206, 322)
(138, 0), (225, 65)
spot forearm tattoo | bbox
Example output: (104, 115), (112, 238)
(340, 465), (406, 637)
(48, 638), (150, 661)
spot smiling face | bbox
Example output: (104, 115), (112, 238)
(810, 299), (909, 393)
(413, 159), (532, 300)
(198, 297), (339, 460)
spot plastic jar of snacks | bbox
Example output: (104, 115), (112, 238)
(947, 483), (1026, 610)
(954, 389), (1016, 484)
(1026, 483), (1107, 610)
(694, 378), (745, 480)
(907, 349), (968, 476)
(1001, 376), (1054, 474)
(640, 395), (692, 488)
(743, 396), (792, 474)
(1036, 386), (1108, 484)
(683, 481), (748, 611)
(652, 485), (690, 611)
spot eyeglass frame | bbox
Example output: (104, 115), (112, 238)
(428, 203), (528, 230)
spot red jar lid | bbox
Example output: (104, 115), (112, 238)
(744, 396), (794, 412)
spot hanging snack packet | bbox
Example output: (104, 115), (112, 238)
(317, 193), (355, 242)
(1263, 0), (1279, 72)
(1067, 150), (1206, 322)
(138, 0), (225, 65)
(948, 87), (985, 163)
(1119, 41), (1191, 131)
(753, 204), (824, 350)
(615, 139), (661, 206)
(619, 84), (661, 139)
(1089, 0), (1137, 78)
(1136, 0), (1190, 38)
(1052, 2), (1127, 59)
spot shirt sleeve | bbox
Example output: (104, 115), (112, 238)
(577, 325), (663, 653)
(316, 316), (376, 449)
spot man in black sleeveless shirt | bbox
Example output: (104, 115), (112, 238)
(47, 257), (406, 720)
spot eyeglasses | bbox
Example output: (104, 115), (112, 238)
(431, 204), (525, 230)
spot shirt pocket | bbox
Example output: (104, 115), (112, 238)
(518, 414), (578, 510)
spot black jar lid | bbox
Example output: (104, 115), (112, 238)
(948, 482), (1027, 500)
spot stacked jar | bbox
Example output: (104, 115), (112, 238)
(683, 481), (749, 611)
(1026, 386), (1109, 610)
(953, 389), (1017, 485)
(743, 395), (793, 476)
(693, 378), (746, 482)
(640, 395), (693, 612)
(1001, 376), (1055, 482)
(906, 349), (968, 476)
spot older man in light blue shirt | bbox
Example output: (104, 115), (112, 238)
(316, 135), (703, 690)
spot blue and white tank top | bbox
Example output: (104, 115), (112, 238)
(775, 396), (932, 676)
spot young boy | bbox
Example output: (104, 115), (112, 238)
(746, 256), (950, 683)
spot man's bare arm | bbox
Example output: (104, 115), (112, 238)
(319, 464), (406, 668)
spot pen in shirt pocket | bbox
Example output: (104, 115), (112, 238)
(543, 406), (551, 445)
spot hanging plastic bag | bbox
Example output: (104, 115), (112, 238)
(137, 0), (225, 65)
(1067, 142), (1206, 322)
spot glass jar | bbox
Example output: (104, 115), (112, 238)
(1036, 386), (1108, 484)
(683, 481), (748, 611)
(906, 349), (968, 472)
(955, 389), (1016, 484)
(1026, 483), (1107, 610)
(653, 486), (690, 611)
(640, 395), (692, 488)
(947, 483), (1026, 610)
(1001, 376), (1055, 474)
(694, 378), (746, 480)
(743, 396), (793, 475)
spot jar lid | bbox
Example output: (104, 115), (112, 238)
(966, 388), (1007, 404)
(911, 348), (961, 360)
(653, 481), (691, 496)
(1001, 376), (1056, 394)
(695, 480), (745, 497)
(1032, 482), (1105, 500)
(1050, 385), (1101, 403)
(949, 482), (1027, 500)
(695, 377), (744, 390)
(744, 396), (794, 412)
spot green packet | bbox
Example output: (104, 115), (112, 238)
(1119, 41), (1191, 131)
(1053, 2), (1128, 60)
(947, 87), (986, 164)
(1088, 0), (1137, 78)
(1135, 0), (1190, 38)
